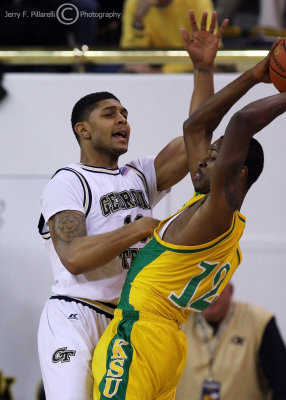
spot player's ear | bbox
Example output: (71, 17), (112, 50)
(74, 122), (91, 140)
(240, 165), (248, 179)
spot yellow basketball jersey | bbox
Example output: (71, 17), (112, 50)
(118, 193), (246, 324)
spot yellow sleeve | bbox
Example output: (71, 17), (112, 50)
(120, 0), (151, 48)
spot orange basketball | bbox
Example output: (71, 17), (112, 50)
(269, 39), (286, 92)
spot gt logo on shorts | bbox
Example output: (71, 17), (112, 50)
(103, 339), (128, 398)
(52, 347), (76, 363)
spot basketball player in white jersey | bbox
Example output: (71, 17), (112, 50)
(37, 11), (228, 400)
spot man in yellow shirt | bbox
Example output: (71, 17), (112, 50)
(120, 0), (216, 73)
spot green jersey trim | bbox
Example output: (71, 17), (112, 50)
(154, 212), (245, 254)
(118, 238), (166, 310)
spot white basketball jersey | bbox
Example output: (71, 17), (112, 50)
(39, 157), (168, 302)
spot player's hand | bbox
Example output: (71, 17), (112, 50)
(181, 10), (229, 69)
(252, 37), (283, 83)
(134, 0), (158, 24)
(136, 216), (160, 238)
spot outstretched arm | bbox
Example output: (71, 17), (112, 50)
(155, 10), (228, 191)
(183, 38), (281, 180)
(179, 10), (228, 180)
(201, 89), (286, 238)
(214, 90), (286, 195)
(182, 10), (229, 115)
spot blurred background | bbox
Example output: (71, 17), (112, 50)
(0, 1), (286, 399)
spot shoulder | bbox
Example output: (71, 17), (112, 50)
(126, 156), (155, 172)
(123, 157), (155, 182)
(236, 301), (273, 327)
(43, 164), (87, 195)
(50, 163), (82, 180)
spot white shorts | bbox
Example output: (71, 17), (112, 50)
(38, 296), (115, 400)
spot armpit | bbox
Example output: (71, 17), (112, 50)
(224, 180), (240, 210)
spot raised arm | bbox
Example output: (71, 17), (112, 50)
(177, 10), (228, 181)
(155, 10), (228, 191)
(212, 90), (286, 209)
(49, 210), (159, 275)
(182, 10), (228, 115)
(183, 38), (281, 182)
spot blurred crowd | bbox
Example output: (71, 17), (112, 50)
(0, 0), (285, 72)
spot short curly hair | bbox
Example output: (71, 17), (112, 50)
(71, 92), (120, 144)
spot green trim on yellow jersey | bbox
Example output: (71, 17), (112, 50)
(154, 212), (245, 254)
(153, 193), (245, 253)
(117, 193), (246, 318)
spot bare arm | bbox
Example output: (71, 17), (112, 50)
(182, 10), (228, 115)
(212, 90), (286, 207)
(155, 11), (228, 191)
(183, 38), (281, 179)
(49, 210), (159, 275)
(180, 10), (229, 179)
(202, 83), (286, 238)
(171, 92), (286, 246)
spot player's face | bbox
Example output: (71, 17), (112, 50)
(88, 99), (130, 158)
(193, 138), (224, 194)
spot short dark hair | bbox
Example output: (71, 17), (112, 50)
(71, 92), (120, 143)
(244, 137), (264, 188)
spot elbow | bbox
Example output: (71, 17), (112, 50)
(230, 109), (253, 133)
(60, 246), (103, 275)
(183, 116), (195, 134)
(183, 117), (200, 139)
(183, 113), (213, 139)
(224, 111), (253, 141)
(62, 258), (82, 276)
(60, 247), (84, 276)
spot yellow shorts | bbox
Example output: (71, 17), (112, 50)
(92, 309), (187, 400)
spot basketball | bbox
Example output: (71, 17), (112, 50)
(269, 39), (286, 92)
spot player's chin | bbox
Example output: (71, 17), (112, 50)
(114, 145), (128, 156)
(194, 182), (210, 195)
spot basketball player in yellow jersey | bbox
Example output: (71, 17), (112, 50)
(92, 25), (286, 400)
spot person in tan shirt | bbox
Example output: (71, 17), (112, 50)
(176, 283), (286, 400)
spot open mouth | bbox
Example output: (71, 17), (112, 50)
(112, 131), (127, 140)
(193, 169), (201, 180)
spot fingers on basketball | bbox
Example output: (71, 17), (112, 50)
(269, 38), (286, 92)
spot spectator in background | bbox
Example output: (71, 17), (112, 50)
(258, 0), (286, 31)
(176, 283), (286, 400)
(120, 0), (215, 73)
(213, 0), (245, 24)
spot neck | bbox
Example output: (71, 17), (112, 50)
(203, 302), (233, 327)
(205, 315), (224, 326)
(80, 150), (119, 169)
